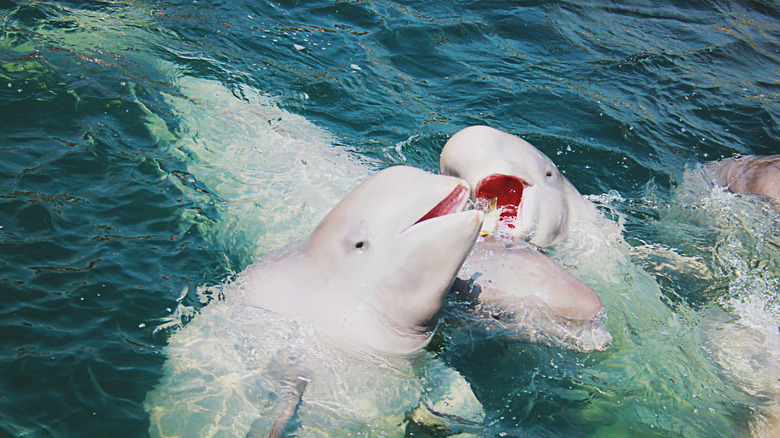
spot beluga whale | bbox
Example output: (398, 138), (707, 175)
(707, 155), (780, 208)
(440, 125), (598, 248)
(242, 165), (484, 355)
(440, 126), (610, 352)
(145, 166), (486, 437)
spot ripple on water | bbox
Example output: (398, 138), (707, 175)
(1, 0), (779, 436)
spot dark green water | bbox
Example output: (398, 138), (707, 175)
(1, 0), (779, 436)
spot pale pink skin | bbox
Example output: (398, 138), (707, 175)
(454, 238), (604, 321)
(711, 155), (780, 205)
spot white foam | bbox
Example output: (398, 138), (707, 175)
(680, 164), (780, 357)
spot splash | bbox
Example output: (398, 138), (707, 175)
(669, 163), (780, 436)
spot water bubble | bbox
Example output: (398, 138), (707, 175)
(139, 323), (146, 328)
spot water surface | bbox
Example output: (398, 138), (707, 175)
(1, 0), (779, 436)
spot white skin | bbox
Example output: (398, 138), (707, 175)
(147, 167), (485, 438)
(440, 126), (604, 323)
(241, 166), (484, 355)
(440, 125), (597, 248)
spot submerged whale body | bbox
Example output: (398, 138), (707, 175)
(440, 126), (611, 352)
(451, 238), (611, 352)
(146, 166), (485, 437)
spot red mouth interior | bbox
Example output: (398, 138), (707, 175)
(475, 174), (525, 227)
(414, 184), (468, 225)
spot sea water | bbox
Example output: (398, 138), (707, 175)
(1, 0), (778, 436)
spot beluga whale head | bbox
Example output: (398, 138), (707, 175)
(440, 125), (595, 247)
(243, 165), (484, 355)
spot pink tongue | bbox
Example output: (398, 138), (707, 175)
(414, 185), (468, 225)
(475, 174), (525, 227)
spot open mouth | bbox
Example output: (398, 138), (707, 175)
(475, 174), (527, 227)
(412, 184), (470, 226)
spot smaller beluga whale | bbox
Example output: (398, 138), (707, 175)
(440, 125), (599, 248)
(145, 166), (486, 437)
(440, 126), (611, 352)
(707, 155), (780, 208)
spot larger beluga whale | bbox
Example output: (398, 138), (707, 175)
(145, 166), (486, 437)
(241, 165), (483, 355)
(440, 126), (610, 352)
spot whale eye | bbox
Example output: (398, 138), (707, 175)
(344, 230), (371, 254)
(545, 170), (553, 178)
(346, 237), (369, 253)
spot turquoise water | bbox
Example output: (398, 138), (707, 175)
(1, 0), (779, 436)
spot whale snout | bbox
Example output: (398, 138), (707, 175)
(409, 181), (471, 230)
